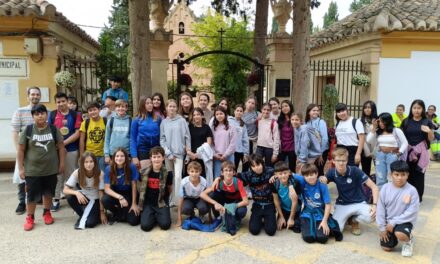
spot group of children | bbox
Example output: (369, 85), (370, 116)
(14, 87), (428, 258)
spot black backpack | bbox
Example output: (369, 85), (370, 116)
(25, 124), (58, 145)
(84, 117), (107, 144)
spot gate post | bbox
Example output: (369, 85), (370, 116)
(150, 29), (173, 100)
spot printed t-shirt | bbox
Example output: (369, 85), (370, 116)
(65, 169), (104, 200)
(80, 118), (106, 156)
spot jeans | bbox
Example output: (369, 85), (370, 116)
(213, 155), (234, 179)
(256, 146), (274, 167)
(375, 151), (398, 189)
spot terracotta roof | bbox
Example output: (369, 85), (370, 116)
(0, 0), (99, 48)
(311, 0), (440, 49)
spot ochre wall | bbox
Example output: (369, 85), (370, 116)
(381, 31), (440, 58)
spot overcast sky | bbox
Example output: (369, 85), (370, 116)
(49, 0), (351, 40)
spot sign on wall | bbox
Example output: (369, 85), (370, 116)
(275, 79), (291, 97)
(0, 58), (28, 78)
(0, 80), (19, 119)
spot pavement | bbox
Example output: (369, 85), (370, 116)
(1, 163), (440, 264)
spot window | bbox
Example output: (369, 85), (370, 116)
(179, 22), (185, 34)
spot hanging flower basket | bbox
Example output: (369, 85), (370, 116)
(179, 73), (192, 86)
(54, 71), (77, 90)
(351, 73), (370, 88)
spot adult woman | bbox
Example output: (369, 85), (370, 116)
(366, 113), (408, 189)
(152, 92), (166, 118)
(130, 96), (161, 169)
(360, 101), (378, 176)
(178, 92), (194, 123)
(334, 103), (365, 166)
(278, 100), (296, 172)
(401, 100), (435, 201)
(102, 148), (140, 225)
(305, 104), (329, 175)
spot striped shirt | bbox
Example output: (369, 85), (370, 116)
(11, 105), (33, 132)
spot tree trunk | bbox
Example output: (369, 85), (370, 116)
(128, 0), (152, 112)
(253, 0), (269, 67)
(292, 0), (311, 115)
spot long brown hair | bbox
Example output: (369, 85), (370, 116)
(110, 148), (131, 185)
(136, 96), (157, 120)
(178, 92), (194, 121)
(213, 106), (229, 130)
(78, 152), (101, 189)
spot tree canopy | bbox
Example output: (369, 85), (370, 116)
(323, 1), (339, 28)
(349, 0), (372, 12)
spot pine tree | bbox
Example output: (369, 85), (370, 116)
(349, 0), (372, 12)
(323, 1), (339, 28)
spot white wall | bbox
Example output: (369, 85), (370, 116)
(0, 80), (19, 161)
(378, 51), (440, 115)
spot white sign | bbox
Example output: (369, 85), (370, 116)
(0, 58), (28, 77)
(0, 80), (19, 119)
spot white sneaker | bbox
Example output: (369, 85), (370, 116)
(401, 236), (414, 257)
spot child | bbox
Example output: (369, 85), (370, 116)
(242, 96), (260, 155)
(138, 146), (173, 231)
(198, 93), (213, 122)
(291, 113), (321, 172)
(277, 100), (296, 172)
(271, 161), (300, 232)
(152, 92), (166, 119)
(79, 102), (107, 171)
(200, 161), (249, 235)
(376, 160), (419, 257)
(176, 161), (209, 227)
(160, 99), (191, 206)
(295, 164), (342, 243)
(102, 148), (140, 225)
(67, 96), (79, 112)
(211, 106), (237, 178)
(238, 154), (277, 236)
(179, 92), (194, 123)
(256, 103), (280, 167)
(322, 147), (379, 235)
(104, 99), (132, 164)
(231, 104), (250, 173)
(64, 152), (107, 229)
(99, 96), (117, 118)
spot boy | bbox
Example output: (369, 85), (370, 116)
(392, 104), (407, 128)
(238, 154), (277, 236)
(49, 92), (82, 211)
(79, 102), (107, 170)
(176, 161), (209, 227)
(101, 76), (128, 102)
(377, 160), (419, 257)
(138, 146), (173, 231)
(272, 161), (300, 232)
(17, 104), (65, 231)
(104, 99), (131, 164)
(200, 161), (249, 235)
(100, 95), (117, 118)
(295, 164), (342, 243)
(321, 147), (379, 235)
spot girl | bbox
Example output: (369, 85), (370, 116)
(130, 96), (161, 170)
(292, 113), (321, 172)
(366, 113), (408, 189)
(160, 99), (191, 206)
(198, 93), (213, 122)
(211, 106), (237, 178)
(360, 101), (378, 176)
(178, 92), (194, 123)
(334, 103), (365, 166)
(278, 100), (296, 172)
(305, 104), (329, 176)
(209, 97), (235, 126)
(67, 96), (79, 112)
(231, 104), (250, 173)
(256, 103), (280, 167)
(64, 152), (107, 229)
(102, 148), (140, 225)
(242, 96), (260, 154)
(401, 99), (435, 201)
(152, 92), (166, 119)
(187, 107), (213, 179)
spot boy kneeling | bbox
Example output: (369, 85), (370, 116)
(377, 160), (419, 257)
(176, 161), (209, 226)
(138, 147), (173, 231)
(200, 161), (249, 235)
(295, 164), (342, 243)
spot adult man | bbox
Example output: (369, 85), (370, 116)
(17, 104), (65, 231)
(101, 76), (128, 102)
(11, 86), (41, 215)
(48, 92), (82, 211)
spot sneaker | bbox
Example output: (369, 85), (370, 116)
(24, 215), (34, 231)
(402, 236), (414, 257)
(351, 219), (361, 236)
(43, 211), (54, 225)
(15, 203), (26, 215)
(74, 218), (82, 230)
(50, 201), (60, 212)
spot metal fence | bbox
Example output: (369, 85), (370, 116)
(310, 60), (364, 117)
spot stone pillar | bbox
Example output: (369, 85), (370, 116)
(150, 29), (173, 100)
(266, 35), (293, 100)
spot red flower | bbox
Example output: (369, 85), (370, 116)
(179, 74), (192, 86)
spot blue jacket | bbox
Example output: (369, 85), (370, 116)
(101, 87), (129, 102)
(130, 115), (161, 158)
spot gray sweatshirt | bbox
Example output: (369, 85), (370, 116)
(376, 182), (420, 231)
(104, 115), (131, 157)
(160, 114), (191, 159)
(294, 125), (322, 163)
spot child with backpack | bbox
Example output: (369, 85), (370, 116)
(291, 113), (322, 173)
(104, 99), (132, 164)
(79, 102), (107, 171)
(305, 104), (329, 176)
(231, 104), (250, 173)
(200, 161), (249, 236)
(138, 147), (173, 231)
(256, 103), (280, 167)
(295, 164), (342, 243)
